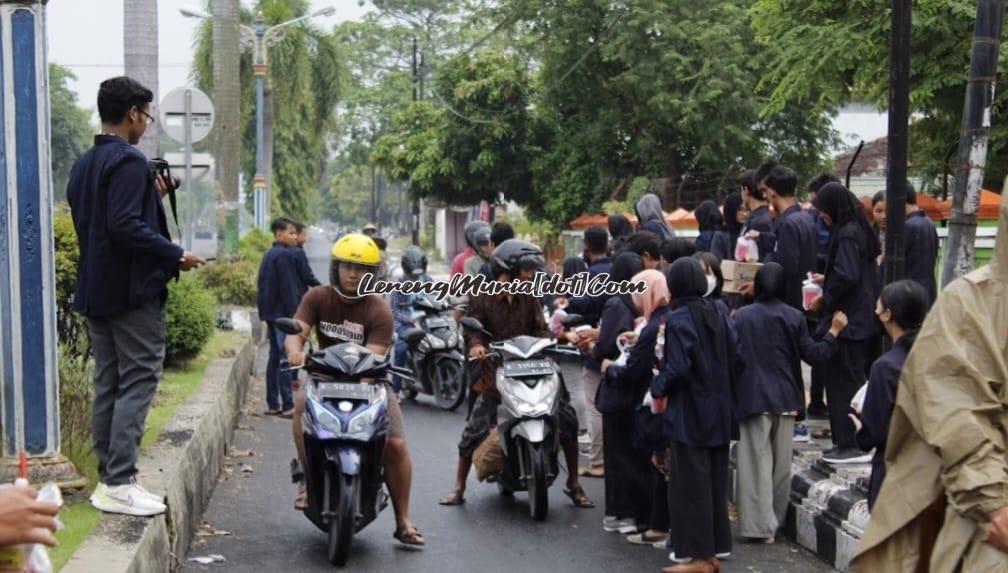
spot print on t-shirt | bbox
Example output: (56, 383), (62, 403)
(319, 319), (365, 344)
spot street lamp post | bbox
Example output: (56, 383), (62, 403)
(182, 6), (335, 230)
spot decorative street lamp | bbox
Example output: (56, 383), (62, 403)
(182, 5), (335, 229)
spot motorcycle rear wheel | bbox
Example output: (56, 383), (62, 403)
(327, 470), (357, 566)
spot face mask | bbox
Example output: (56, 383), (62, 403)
(704, 274), (717, 297)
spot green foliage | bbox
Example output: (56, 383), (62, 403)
(239, 227), (274, 264)
(372, 51), (534, 206)
(500, 212), (558, 245)
(750, 0), (1004, 190)
(53, 207), (90, 357)
(196, 260), (259, 306)
(165, 275), (216, 363)
(191, 0), (346, 223)
(49, 63), (93, 202)
(601, 200), (630, 216)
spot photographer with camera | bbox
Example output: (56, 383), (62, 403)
(66, 76), (205, 517)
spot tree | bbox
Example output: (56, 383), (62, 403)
(208, 0), (241, 255)
(372, 51), (534, 207)
(192, 0), (344, 224)
(49, 64), (93, 201)
(515, 0), (834, 226)
(124, 0), (159, 159)
(751, 0), (1008, 190)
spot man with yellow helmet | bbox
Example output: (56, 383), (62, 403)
(285, 233), (424, 546)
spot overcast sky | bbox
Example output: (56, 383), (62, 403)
(46, 0), (369, 112)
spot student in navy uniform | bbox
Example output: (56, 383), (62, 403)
(902, 186), (940, 305)
(693, 200), (724, 254)
(560, 225), (613, 326)
(693, 252), (729, 317)
(654, 258), (741, 572)
(805, 173), (840, 420)
(746, 166), (819, 311)
(712, 192), (746, 263)
(623, 231), (663, 270)
(608, 214), (635, 255)
(591, 253), (646, 533)
(600, 268), (671, 545)
(635, 193), (676, 240)
(739, 165), (775, 262)
(808, 183), (882, 464)
(849, 280), (928, 509)
(732, 263), (847, 542)
(257, 217), (320, 417)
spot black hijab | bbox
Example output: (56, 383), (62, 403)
(812, 182), (882, 260)
(667, 258), (727, 362)
(723, 192), (744, 244)
(609, 251), (644, 282)
(754, 262), (787, 303)
(608, 214), (633, 239)
(562, 256), (588, 280)
(694, 200), (725, 232)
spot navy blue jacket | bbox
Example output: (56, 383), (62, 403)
(856, 343), (909, 508)
(567, 255), (613, 370)
(256, 242), (321, 322)
(766, 205), (820, 311)
(67, 135), (184, 318)
(651, 306), (742, 448)
(810, 209), (831, 273)
(818, 222), (881, 340)
(593, 295), (640, 413)
(694, 229), (715, 253)
(710, 230), (732, 262)
(904, 211), (939, 304)
(732, 301), (837, 419)
(603, 303), (668, 413)
(741, 205), (774, 262)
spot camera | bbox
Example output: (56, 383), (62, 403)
(149, 158), (181, 191)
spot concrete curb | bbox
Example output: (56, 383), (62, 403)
(63, 340), (256, 573)
(729, 438), (872, 572)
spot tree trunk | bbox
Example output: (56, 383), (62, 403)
(123, 0), (159, 159)
(213, 0), (241, 256)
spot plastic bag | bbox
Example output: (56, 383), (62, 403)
(802, 272), (823, 311)
(850, 383), (869, 415)
(734, 236), (760, 262)
(0, 481), (62, 573)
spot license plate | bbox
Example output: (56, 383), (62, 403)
(317, 382), (372, 400)
(425, 316), (451, 330)
(502, 360), (554, 377)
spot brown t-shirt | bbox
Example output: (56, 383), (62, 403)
(294, 286), (393, 350)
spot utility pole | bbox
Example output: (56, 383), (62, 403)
(884, 0), (911, 285)
(941, 0), (1005, 286)
(411, 36), (421, 246)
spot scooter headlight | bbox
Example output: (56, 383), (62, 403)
(500, 375), (558, 417)
(310, 400), (344, 434)
(345, 386), (388, 440)
(428, 335), (446, 350)
(447, 331), (460, 348)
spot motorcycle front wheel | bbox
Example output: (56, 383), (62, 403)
(327, 469), (357, 566)
(431, 359), (466, 411)
(524, 442), (549, 521)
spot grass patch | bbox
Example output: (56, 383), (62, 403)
(55, 329), (244, 571)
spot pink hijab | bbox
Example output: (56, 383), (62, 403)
(630, 269), (670, 320)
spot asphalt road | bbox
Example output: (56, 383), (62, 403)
(181, 235), (831, 573)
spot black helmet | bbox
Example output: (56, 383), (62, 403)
(490, 239), (545, 280)
(401, 245), (428, 277)
(464, 220), (491, 250)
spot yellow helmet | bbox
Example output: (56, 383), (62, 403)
(331, 233), (382, 266)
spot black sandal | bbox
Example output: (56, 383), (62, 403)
(564, 485), (595, 508)
(393, 525), (425, 546)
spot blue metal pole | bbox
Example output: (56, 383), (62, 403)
(0, 0), (81, 484)
(252, 13), (267, 230)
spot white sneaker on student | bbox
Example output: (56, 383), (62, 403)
(91, 483), (167, 517)
(89, 482), (106, 505)
(603, 517), (636, 533)
(129, 477), (164, 503)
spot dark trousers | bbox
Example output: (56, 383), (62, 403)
(88, 299), (166, 486)
(265, 322), (294, 411)
(809, 367), (827, 409)
(668, 441), (731, 560)
(650, 466), (669, 532)
(602, 412), (652, 523)
(823, 338), (873, 448)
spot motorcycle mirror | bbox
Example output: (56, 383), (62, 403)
(561, 314), (587, 328)
(459, 317), (484, 332)
(275, 317), (303, 336)
(402, 327), (426, 345)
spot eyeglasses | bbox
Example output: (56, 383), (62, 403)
(135, 107), (156, 125)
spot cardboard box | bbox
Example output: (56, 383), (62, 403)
(721, 260), (763, 294)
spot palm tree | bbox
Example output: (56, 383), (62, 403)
(211, 0), (241, 254)
(123, 0), (159, 159)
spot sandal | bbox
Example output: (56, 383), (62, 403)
(579, 466), (605, 478)
(263, 409), (281, 416)
(279, 408), (295, 419)
(293, 486), (307, 510)
(438, 490), (465, 506)
(627, 531), (669, 546)
(564, 485), (595, 508)
(393, 524), (425, 546)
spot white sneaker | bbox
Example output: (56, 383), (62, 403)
(129, 477), (164, 503)
(577, 432), (591, 445)
(89, 482), (106, 505)
(92, 483), (167, 517)
(603, 517), (636, 533)
(669, 552), (692, 563)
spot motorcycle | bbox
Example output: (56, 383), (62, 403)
(275, 317), (411, 566)
(395, 294), (467, 411)
(459, 316), (581, 521)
